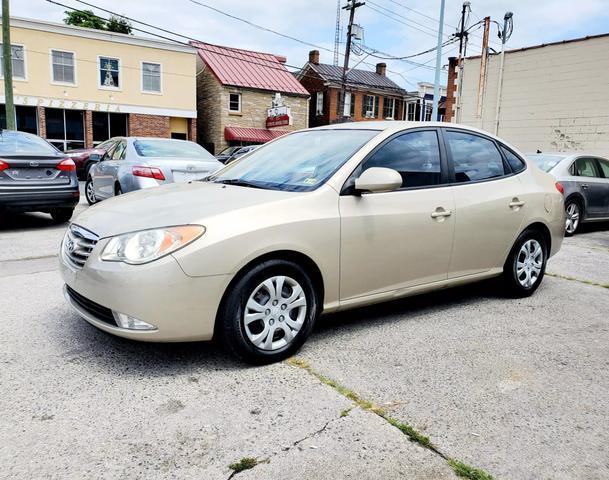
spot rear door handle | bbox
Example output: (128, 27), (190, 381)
(431, 208), (452, 218)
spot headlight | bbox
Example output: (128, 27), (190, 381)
(100, 225), (205, 264)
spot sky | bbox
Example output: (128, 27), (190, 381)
(10, 0), (609, 91)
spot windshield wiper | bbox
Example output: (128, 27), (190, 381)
(213, 178), (265, 189)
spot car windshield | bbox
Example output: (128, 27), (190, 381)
(0, 130), (58, 155)
(134, 139), (215, 160)
(211, 129), (379, 192)
(528, 154), (565, 172)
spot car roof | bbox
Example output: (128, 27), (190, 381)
(311, 121), (508, 138)
(526, 152), (608, 160)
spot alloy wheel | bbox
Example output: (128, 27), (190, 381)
(565, 202), (580, 234)
(86, 180), (96, 204)
(243, 275), (307, 351)
(516, 239), (543, 288)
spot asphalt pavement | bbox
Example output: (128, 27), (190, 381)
(1, 191), (608, 480)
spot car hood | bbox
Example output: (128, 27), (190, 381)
(73, 181), (301, 238)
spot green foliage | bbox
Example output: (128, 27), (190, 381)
(448, 459), (495, 480)
(63, 10), (132, 35)
(228, 457), (258, 473)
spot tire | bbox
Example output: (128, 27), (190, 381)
(501, 229), (548, 298)
(564, 198), (582, 236)
(115, 183), (122, 196)
(219, 259), (319, 364)
(85, 177), (97, 205)
(50, 208), (74, 224)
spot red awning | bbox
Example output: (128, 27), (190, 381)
(224, 126), (290, 143)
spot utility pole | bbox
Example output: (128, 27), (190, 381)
(494, 12), (513, 135)
(2, 0), (16, 130)
(338, 0), (364, 123)
(455, 1), (470, 123)
(475, 16), (490, 122)
(431, 0), (446, 122)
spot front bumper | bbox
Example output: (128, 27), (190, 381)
(60, 242), (231, 342)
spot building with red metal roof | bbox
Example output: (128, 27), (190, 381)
(193, 42), (310, 154)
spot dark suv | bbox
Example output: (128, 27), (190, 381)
(0, 130), (80, 223)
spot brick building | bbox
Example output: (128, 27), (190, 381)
(0, 17), (197, 150)
(193, 42), (310, 154)
(297, 50), (408, 126)
(445, 33), (609, 154)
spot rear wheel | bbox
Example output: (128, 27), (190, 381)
(50, 208), (74, 224)
(565, 199), (582, 236)
(85, 177), (97, 205)
(219, 259), (319, 364)
(501, 229), (547, 297)
(115, 183), (122, 196)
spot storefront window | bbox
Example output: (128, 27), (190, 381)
(0, 105), (38, 134)
(99, 57), (120, 88)
(45, 108), (84, 151)
(92, 112), (128, 144)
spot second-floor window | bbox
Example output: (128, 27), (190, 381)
(51, 50), (75, 84)
(362, 95), (379, 118)
(142, 62), (161, 93)
(99, 56), (120, 89)
(383, 98), (395, 119)
(229, 93), (241, 112)
(0, 44), (26, 79)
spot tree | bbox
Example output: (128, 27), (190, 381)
(63, 10), (133, 35)
(64, 10), (106, 30)
(106, 15), (132, 35)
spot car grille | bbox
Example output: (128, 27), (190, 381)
(63, 224), (98, 269)
(65, 285), (117, 327)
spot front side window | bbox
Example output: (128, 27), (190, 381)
(446, 131), (506, 183)
(0, 44), (26, 79)
(111, 142), (126, 160)
(500, 145), (526, 173)
(316, 92), (324, 115)
(229, 93), (241, 112)
(211, 129), (379, 192)
(99, 57), (120, 88)
(142, 62), (161, 93)
(51, 50), (75, 84)
(574, 158), (599, 177)
(383, 98), (395, 119)
(362, 130), (441, 188)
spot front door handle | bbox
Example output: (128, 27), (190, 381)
(581, 184), (589, 190)
(509, 198), (525, 208)
(431, 208), (452, 218)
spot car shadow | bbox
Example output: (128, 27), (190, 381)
(579, 220), (609, 234)
(0, 211), (61, 232)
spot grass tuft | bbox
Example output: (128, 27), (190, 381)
(340, 407), (353, 418)
(546, 272), (609, 289)
(448, 459), (494, 480)
(383, 416), (433, 450)
(228, 457), (258, 474)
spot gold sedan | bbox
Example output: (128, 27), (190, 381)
(60, 122), (565, 363)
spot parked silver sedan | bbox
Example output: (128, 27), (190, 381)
(528, 153), (609, 235)
(85, 137), (222, 205)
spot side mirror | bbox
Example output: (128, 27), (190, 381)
(354, 167), (402, 194)
(89, 153), (101, 161)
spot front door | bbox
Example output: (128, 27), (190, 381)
(339, 129), (455, 301)
(95, 140), (125, 199)
(443, 129), (526, 278)
(572, 157), (607, 218)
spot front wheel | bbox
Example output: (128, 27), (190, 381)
(85, 178), (97, 205)
(219, 259), (319, 364)
(501, 229), (547, 297)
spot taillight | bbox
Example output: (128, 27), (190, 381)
(57, 158), (76, 172)
(132, 166), (165, 181)
(555, 182), (564, 195)
(0, 160), (9, 172)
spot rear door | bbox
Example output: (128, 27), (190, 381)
(443, 129), (526, 278)
(572, 157), (606, 217)
(594, 158), (609, 217)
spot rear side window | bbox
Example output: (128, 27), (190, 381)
(573, 158), (599, 177)
(362, 130), (441, 188)
(445, 131), (506, 183)
(597, 158), (609, 178)
(500, 146), (526, 173)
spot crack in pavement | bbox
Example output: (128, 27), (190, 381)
(546, 272), (609, 289)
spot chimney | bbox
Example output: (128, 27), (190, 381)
(309, 50), (320, 65)
(376, 63), (387, 76)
